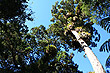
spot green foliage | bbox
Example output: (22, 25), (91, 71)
(59, 8), (64, 13)
(50, 17), (55, 22)
(50, 0), (100, 52)
(67, 17), (73, 22)
(99, 17), (110, 33)
(0, 0), (33, 72)
(0, 20), (82, 72)
(1, 0), (110, 72)
(0, 0), (33, 21)
(0, 21), (31, 71)
(25, 47), (33, 51)
(16, 25), (82, 73)
(105, 55), (110, 73)
(45, 45), (57, 58)
(100, 39), (110, 53)
(67, 22), (74, 29)
(81, 3), (90, 16)
(105, 55), (110, 68)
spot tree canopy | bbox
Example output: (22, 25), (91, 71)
(49, 0), (103, 53)
(0, 0), (33, 21)
(0, 0), (33, 72)
(0, 0), (110, 73)
(0, 0), (82, 72)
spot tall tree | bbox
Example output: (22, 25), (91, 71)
(84, 0), (110, 72)
(49, 0), (108, 73)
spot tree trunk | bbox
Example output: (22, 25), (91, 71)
(71, 30), (106, 73)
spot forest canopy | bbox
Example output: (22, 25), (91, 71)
(0, 0), (110, 73)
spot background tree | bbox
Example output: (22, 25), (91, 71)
(0, 0), (33, 22)
(0, 0), (33, 72)
(13, 25), (82, 73)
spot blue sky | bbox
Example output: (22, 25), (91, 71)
(26, 0), (110, 72)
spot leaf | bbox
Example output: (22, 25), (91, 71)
(25, 47), (33, 51)
(105, 55), (110, 68)
(100, 39), (110, 53)
(99, 17), (110, 33)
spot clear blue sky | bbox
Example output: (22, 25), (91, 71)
(26, 0), (110, 72)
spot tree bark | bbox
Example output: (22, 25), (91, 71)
(71, 30), (106, 73)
